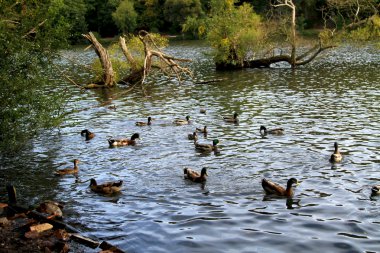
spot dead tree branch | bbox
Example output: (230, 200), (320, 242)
(82, 32), (115, 88)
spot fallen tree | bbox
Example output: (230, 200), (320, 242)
(194, 0), (378, 71)
(82, 32), (115, 88)
(81, 31), (192, 89)
(207, 0), (336, 70)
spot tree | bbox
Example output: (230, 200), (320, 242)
(163, 0), (204, 32)
(200, 0), (265, 69)
(324, 0), (380, 42)
(0, 0), (71, 153)
(62, 0), (88, 43)
(84, 0), (119, 37)
(81, 31), (192, 88)
(112, 0), (138, 33)
(135, 0), (165, 32)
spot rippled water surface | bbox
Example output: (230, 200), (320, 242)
(1, 41), (380, 253)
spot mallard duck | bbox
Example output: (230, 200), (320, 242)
(371, 185), (380, 195)
(330, 142), (342, 163)
(196, 126), (208, 134)
(89, 178), (123, 194)
(262, 178), (299, 198)
(223, 112), (239, 123)
(195, 139), (219, 152)
(81, 129), (95, 140)
(55, 159), (79, 175)
(188, 132), (198, 141)
(108, 133), (140, 147)
(260, 126), (284, 136)
(184, 167), (208, 183)
(136, 117), (152, 126)
(37, 201), (63, 218)
(174, 115), (190, 125)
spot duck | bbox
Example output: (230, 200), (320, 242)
(89, 178), (123, 194)
(262, 178), (299, 198)
(184, 167), (208, 183)
(371, 185), (380, 195)
(55, 159), (79, 175)
(81, 129), (95, 140)
(135, 117), (152, 126)
(223, 112), (239, 123)
(108, 133), (140, 147)
(196, 126), (208, 134)
(188, 132), (198, 141)
(195, 139), (219, 152)
(36, 200), (63, 218)
(260, 126), (284, 136)
(200, 109), (206, 114)
(174, 115), (190, 125)
(329, 142), (342, 163)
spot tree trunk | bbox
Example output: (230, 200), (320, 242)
(119, 36), (144, 85)
(82, 32), (115, 88)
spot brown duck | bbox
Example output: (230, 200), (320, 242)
(55, 159), (79, 175)
(184, 167), (208, 183)
(108, 133), (140, 147)
(223, 112), (239, 123)
(260, 126), (284, 136)
(90, 178), (123, 194)
(188, 131), (198, 141)
(196, 126), (208, 134)
(329, 142), (342, 163)
(262, 178), (299, 198)
(81, 129), (95, 140)
(136, 117), (152, 126)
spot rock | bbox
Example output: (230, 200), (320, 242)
(0, 217), (11, 226)
(30, 223), (53, 233)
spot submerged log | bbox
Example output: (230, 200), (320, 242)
(216, 43), (334, 70)
(99, 240), (125, 253)
(82, 32), (115, 88)
(70, 233), (100, 249)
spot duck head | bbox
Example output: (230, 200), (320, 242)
(286, 178), (299, 189)
(212, 139), (219, 146)
(90, 178), (97, 186)
(131, 133), (140, 140)
(201, 167), (208, 176)
(334, 142), (339, 151)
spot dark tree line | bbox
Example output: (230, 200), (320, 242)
(63, 0), (361, 42)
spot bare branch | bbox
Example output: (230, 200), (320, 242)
(22, 19), (47, 39)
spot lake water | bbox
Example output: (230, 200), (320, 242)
(1, 41), (380, 253)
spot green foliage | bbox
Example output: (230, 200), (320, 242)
(163, 0), (204, 32)
(205, 1), (264, 66)
(84, 0), (118, 37)
(112, 0), (137, 33)
(0, 0), (70, 153)
(182, 16), (207, 39)
(349, 15), (380, 42)
(62, 0), (88, 43)
(135, 0), (165, 32)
